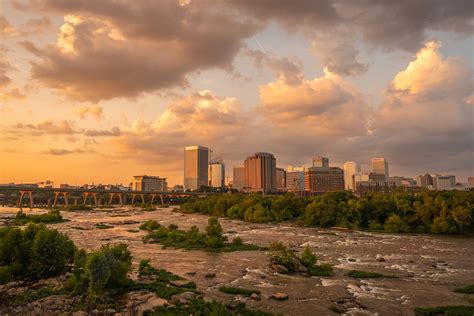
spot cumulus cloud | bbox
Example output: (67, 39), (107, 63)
(74, 104), (103, 120)
(227, 0), (472, 75)
(369, 41), (473, 174)
(0, 87), (27, 100)
(20, 0), (261, 101)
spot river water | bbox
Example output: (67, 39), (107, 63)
(1, 206), (473, 315)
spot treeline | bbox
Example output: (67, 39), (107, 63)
(179, 190), (474, 234)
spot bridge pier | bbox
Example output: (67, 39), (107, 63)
(149, 194), (164, 205)
(108, 192), (124, 206)
(53, 191), (69, 207)
(131, 193), (145, 205)
(83, 192), (98, 206)
(17, 190), (34, 210)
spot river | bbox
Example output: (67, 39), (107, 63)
(1, 206), (473, 315)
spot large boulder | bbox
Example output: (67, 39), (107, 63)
(170, 291), (196, 304)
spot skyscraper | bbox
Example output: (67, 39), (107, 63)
(233, 166), (245, 190)
(312, 156), (329, 168)
(343, 161), (361, 191)
(184, 146), (209, 190)
(276, 167), (286, 191)
(371, 157), (389, 182)
(244, 152), (276, 193)
(208, 161), (225, 188)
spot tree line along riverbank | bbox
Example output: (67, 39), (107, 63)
(179, 190), (473, 235)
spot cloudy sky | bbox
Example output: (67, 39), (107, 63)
(0, 0), (473, 186)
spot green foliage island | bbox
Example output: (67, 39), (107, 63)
(180, 190), (474, 234)
(268, 243), (333, 277)
(142, 217), (261, 252)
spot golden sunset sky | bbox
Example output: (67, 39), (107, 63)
(0, 0), (473, 186)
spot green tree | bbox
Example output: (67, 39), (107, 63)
(383, 214), (410, 233)
(300, 246), (316, 268)
(451, 206), (472, 234)
(205, 217), (225, 249)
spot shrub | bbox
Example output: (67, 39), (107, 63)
(300, 246), (316, 268)
(139, 220), (161, 231)
(219, 286), (260, 297)
(205, 217), (225, 249)
(232, 237), (244, 246)
(454, 284), (474, 294)
(414, 305), (474, 316)
(0, 224), (76, 283)
(347, 270), (396, 278)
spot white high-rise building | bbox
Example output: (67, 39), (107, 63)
(343, 161), (361, 191)
(184, 145), (209, 190)
(209, 162), (225, 188)
(372, 157), (389, 182)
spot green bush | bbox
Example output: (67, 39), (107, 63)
(300, 246), (317, 268)
(454, 284), (474, 294)
(219, 286), (260, 296)
(139, 220), (161, 231)
(347, 270), (396, 278)
(0, 224), (76, 283)
(384, 214), (410, 233)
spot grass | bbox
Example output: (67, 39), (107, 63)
(127, 229), (140, 233)
(218, 286), (260, 297)
(414, 305), (474, 315)
(143, 298), (274, 316)
(8, 287), (64, 306)
(132, 259), (197, 299)
(454, 285), (474, 294)
(347, 270), (396, 279)
(308, 264), (333, 277)
(95, 223), (114, 229)
(66, 205), (94, 211)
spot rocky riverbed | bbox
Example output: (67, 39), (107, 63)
(1, 206), (473, 315)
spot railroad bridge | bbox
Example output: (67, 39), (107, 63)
(0, 186), (202, 210)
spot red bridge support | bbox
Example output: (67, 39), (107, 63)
(108, 192), (124, 206)
(131, 193), (145, 205)
(53, 191), (69, 207)
(83, 192), (98, 206)
(18, 190), (34, 210)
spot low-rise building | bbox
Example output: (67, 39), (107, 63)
(132, 175), (168, 192)
(433, 175), (456, 191)
(286, 171), (305, 192)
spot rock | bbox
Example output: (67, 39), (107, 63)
(348, 258), (356, 262)
(72, 311), (87, 316)
(227, 300), (241, 310)
(272, 264), (289, 274)
(170, 291), (196, 304)
(170, 280), (192, 287)
(186, 271), (196, 276)
(204, 272), (216, 278)
(31, 295), (71, 313)
(126, 290), (167, 314)
(295, 262), (308, 272)
(272, 292), (288, 301)
(250, 293), (261, 301)
(376, 254), (386, 262)
(105, 308), (116, 314)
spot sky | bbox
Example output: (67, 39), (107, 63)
(0, 0), (473, 186)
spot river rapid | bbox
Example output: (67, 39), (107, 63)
(1, 206), (473, 315)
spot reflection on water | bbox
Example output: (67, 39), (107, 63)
(1, 206), (473, 315)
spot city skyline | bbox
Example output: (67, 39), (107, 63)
(1, 1), (473, 186)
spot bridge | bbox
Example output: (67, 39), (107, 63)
(0, 185), (203, 210)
